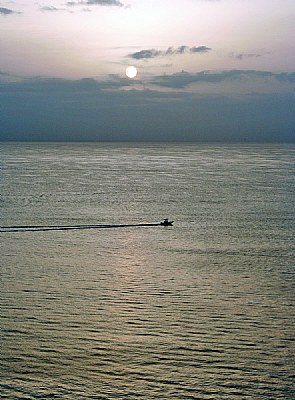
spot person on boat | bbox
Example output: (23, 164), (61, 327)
(161, 218), (173, 226)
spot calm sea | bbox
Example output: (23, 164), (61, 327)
(0, 142), (294, 399)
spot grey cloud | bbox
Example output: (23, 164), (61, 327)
(231, 52), (262, 60)
(0, 75), (137, 93)
(130, 49), (162, 60)
(0, 7), (20, 15)
(129, 46), (211, 60)
(86, 0), (123, 4)
(150, 70), (295, 89)
(0, 77), (100, 93)
(172, 45), (188, 54)
(66, 0), (124, 6)
(40, 6), (63, 12)
(190, 46), (211, 53)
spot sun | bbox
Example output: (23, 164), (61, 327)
(125, 66), (137, 79)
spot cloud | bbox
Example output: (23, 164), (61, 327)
(2, 70), (294, 92)
(150, 70), (295, 89)
(130, 49), (162, 60)
(129, 46), (211, 60)
(0, 71), (22, 83)
(190, 46), (212, 53)
(0, 75), (139, 93)
(0, 7), (20, 15)
(231, 52), (262, 60)
(40, 6), (64, 12)
(66, 0), (124, 6)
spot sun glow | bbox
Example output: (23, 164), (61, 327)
(126, 66), (137, 78)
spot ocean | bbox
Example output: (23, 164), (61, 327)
(0, 142), (294, 399)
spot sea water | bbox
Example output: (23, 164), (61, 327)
(0, 142), (294, 399)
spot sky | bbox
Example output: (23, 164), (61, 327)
(0, 0), (295, 142)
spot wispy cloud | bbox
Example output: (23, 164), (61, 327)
(231, 52), (262, 60)
(129, 46), (211, 60)
(40, 6), (64, 12)
(66, 0), (124, 6)
(0, 7), (20, 15)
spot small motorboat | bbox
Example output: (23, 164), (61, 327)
(160, 218), (174, 226)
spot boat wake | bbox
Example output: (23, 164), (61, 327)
(0, 220), (173, 233)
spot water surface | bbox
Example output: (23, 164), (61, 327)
(1, 143), (294, 399)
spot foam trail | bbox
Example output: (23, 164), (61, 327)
(0, 223), (163, 233)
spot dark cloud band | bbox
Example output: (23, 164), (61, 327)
(1, 70), (294, 142)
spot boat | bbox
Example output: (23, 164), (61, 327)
(160, 218), (174, 226)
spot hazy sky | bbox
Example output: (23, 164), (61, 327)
(1, 0), (295, 141)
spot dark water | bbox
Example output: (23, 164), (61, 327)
(0, 143), (294, 399)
